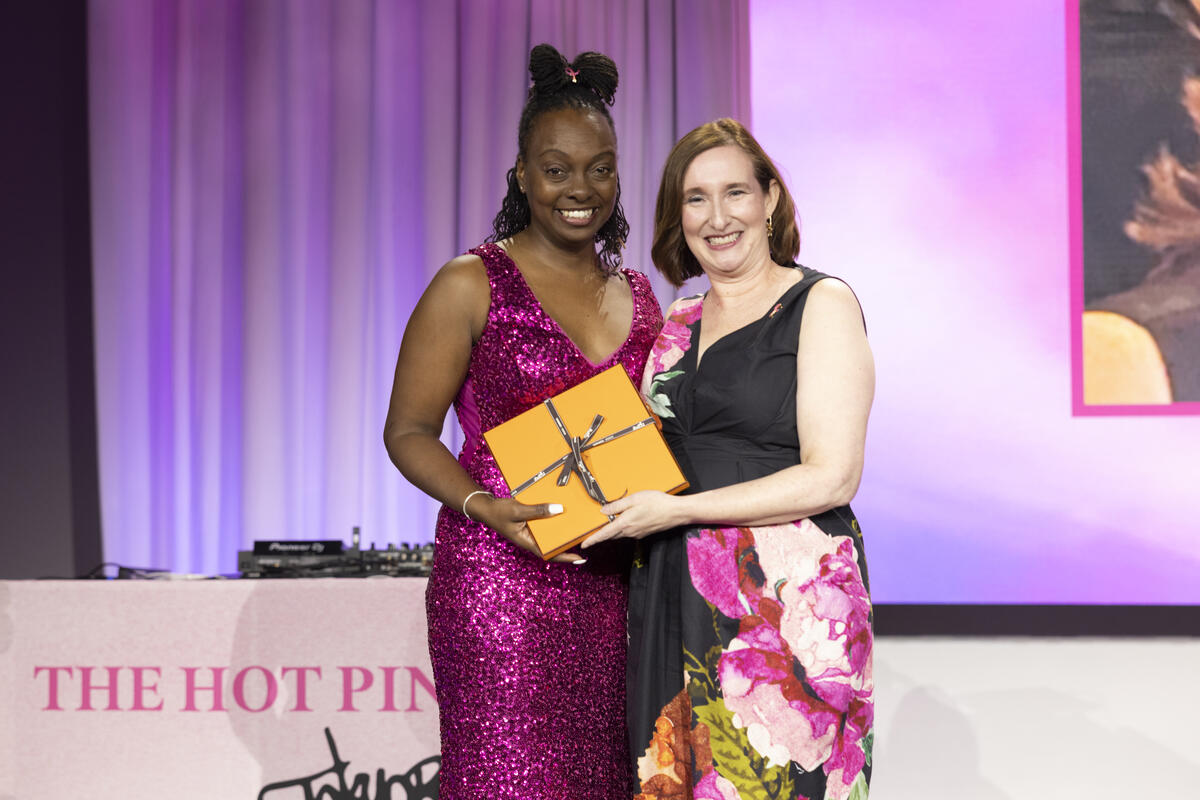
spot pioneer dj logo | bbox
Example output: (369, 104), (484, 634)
(267, 542), (326, 553)
(258, 727), (438, 799)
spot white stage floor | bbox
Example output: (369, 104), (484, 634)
(873, 637), (1200, 798)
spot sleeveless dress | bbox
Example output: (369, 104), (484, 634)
(628, 267), (874, 800)
(426, 242), (663, 799)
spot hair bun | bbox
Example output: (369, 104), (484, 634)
(528, 44), (572, 96)
(570, 51), (618, 105)
(527, 43), (619, 106)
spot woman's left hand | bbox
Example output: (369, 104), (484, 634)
(580, 490), (686, 547)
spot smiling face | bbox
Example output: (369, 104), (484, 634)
(680, 144), (780, 279)
(516, 108), (618, 250)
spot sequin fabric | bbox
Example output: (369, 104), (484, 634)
(426, 242), (663, 799)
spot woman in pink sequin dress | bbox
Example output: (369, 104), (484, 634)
(384, 45), (661, 799)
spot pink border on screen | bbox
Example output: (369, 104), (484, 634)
(1067, 0), (1200, 416)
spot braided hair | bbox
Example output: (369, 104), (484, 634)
(489, 44), (629, 271)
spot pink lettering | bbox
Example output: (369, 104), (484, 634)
(338, 666), (372, 711)
(33, 666), (73, 711)
(379, 666), (403, 711)
(369, 666), (438, 712)
(232, 666), (278, 712)
(182, 666), (227, 711)
(130, 666), (164, 711)
(280, 666), (321, 712)
(404, 666), (436, 712)
(79, 666), (122, 711)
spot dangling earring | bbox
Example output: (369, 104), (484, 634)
(766, 215), (774, 238)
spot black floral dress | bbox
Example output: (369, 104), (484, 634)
(628, 267), (873, 800)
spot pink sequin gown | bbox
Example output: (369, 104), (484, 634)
(426, 243), (662, 799)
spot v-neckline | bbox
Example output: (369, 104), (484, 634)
(494, 244), (636, 368)
(693, 269), (807, 369)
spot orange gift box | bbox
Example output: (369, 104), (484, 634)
(483, 364), (689, 559)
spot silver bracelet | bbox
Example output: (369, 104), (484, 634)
(461, 489), (493, 521)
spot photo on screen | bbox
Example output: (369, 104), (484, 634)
(1075, 0), (1200, 412)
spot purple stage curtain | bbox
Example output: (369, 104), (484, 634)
(87, 0), (750, 574)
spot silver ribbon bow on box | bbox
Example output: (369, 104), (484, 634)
(510, 398), (655, 512)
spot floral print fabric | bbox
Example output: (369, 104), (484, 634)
(630, 280), (873, 800)
(642, 294), (703, 418)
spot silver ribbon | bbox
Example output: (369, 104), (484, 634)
(509, 398), (655, 507)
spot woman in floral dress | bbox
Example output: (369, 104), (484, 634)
(583, 119), (874, 800)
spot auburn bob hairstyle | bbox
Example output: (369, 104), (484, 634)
(651, 118), (800, 287)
